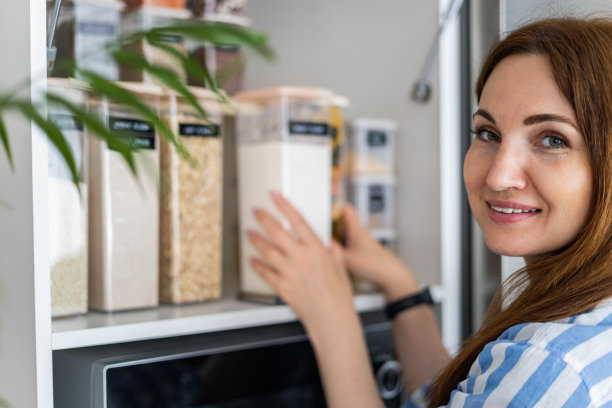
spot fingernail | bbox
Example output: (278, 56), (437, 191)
(253, 208), (263, 217)
(270, 190), (281, 200)
(247, 230), (257, 239)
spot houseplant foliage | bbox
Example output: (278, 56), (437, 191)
(0, 20), (273, 190)
(0, 18), (272, 408)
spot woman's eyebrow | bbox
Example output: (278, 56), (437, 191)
(473, 109), (496, 123)
(523, 113), (579, 130)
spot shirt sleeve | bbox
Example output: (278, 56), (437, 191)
(405, 340), (591, 408)
(446, 340), (591, 408)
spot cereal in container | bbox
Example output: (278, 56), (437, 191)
(159, 87), (224, 304)
(47, 78), (89, 317)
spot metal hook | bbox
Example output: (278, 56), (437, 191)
(47, 0), (64, 73)
(411, 0), (464, 103)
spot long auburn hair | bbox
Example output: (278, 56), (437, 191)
(428, 17), (612, 407)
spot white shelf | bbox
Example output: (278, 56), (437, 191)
(51, 293), (385, 350)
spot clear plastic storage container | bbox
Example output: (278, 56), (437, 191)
(348, 118), (396, 176)
(235, 87), (333, 303)
(159, 88), (224, 304)
(50, 0), (123, 80)
(120, 6), (191, 83)
(186, 0), (249, 23)
(348, 175), (396, 230)
(88, 82), (162, 311)
(47, 78), (89, 317)
(187, 44), (245, 96)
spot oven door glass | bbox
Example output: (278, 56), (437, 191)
(105, 339), (327, 408)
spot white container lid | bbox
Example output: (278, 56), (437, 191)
(47, 77), (91, 91)
(331, 94), (350, 109)
(72, 0), (125, 11)
(235, 86), (334, 102)
(125, 5), (192, 19)
(350, 174), (397, 185)
(352, 117), (397, 131)
(114, 81), (165, 96)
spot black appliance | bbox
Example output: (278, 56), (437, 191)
(53, 312), (402, 407)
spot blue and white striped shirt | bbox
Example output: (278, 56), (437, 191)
(407, 298), (612, 407)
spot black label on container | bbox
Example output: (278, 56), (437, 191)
(108, 117), (156, 150)
(289, 121), (330, 137)
(77, 22), (115, 35)
(368, 185), (386, 213)
(367, 130), (387, 147)
(49, 113), (84, 131)
(179, 123), (220, 137)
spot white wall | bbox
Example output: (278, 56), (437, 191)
(244, 1), (443, 286)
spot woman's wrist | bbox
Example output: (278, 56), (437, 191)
(378, 259), (420, 302)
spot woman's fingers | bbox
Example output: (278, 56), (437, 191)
(250, 257), (282, 292)
(270, 191), (321, 245)
(342, 203), (367, 245)
(253, 208), (300, 256)
(247, 230), (290, 271)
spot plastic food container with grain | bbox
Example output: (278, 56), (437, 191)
(186, 0), (249, 23)
(348, 174), (397, 231)
(330, 94), (350, 244)
(348, 118), (396, 176)
(49, 0), (123, 80)
(87, 82), (162, 312)
(234, 86), (333, 303)
(159, 87), (224, 304)
(47, 78), (89, 317)
(120, 6), (191, 84)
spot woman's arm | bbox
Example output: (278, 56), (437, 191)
(248, 192), (383, 408)
(341, 205), (451, 394)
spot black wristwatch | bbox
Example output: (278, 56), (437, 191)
(384, 287), (434, 320)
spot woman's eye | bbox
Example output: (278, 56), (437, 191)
(541, 134), (568, 148)
(474, 129), (500, 143)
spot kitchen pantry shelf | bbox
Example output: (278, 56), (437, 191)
(52, 293), (385, 350)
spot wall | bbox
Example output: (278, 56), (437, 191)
(243, 1), (443, 286)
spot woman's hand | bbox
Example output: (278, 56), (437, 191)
(342, 204), (419, 301)
(247, 191), (357, 340)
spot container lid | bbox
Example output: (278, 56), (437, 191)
(196, 13), (252, 27)
(72, 0), (125, 11)
(369, 228), (398, 241)
(352, 117), (397, 131)
(47, 77), (91, 91)
(235, 86), (334, 102)
(331, 94), (350, 109)
(350, 174), (397, 185)
(125, 5), (192, 19)
(114, 81), (164, 96)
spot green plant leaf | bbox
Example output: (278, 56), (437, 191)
(45, 93), (138, 176)
(11, 100), (80, 191)
(0, 116), (14, 171)
(122, 21), (275, 61)
(109, 47), (208, 120)
(0, 395), (9, 408)
(75, 69), (194, 165)
(146, 38), (218, 93)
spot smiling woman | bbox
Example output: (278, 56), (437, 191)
(247, 16), (612, 408)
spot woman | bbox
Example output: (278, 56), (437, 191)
(247, 17), (612, 407)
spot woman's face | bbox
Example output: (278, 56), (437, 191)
(464, 54), (593, 261)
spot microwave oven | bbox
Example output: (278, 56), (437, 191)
(54, 311), (403, 407)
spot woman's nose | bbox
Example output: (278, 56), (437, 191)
(485, 143), (528, 191)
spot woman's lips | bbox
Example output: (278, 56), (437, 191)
(486, 200), (541, 224)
